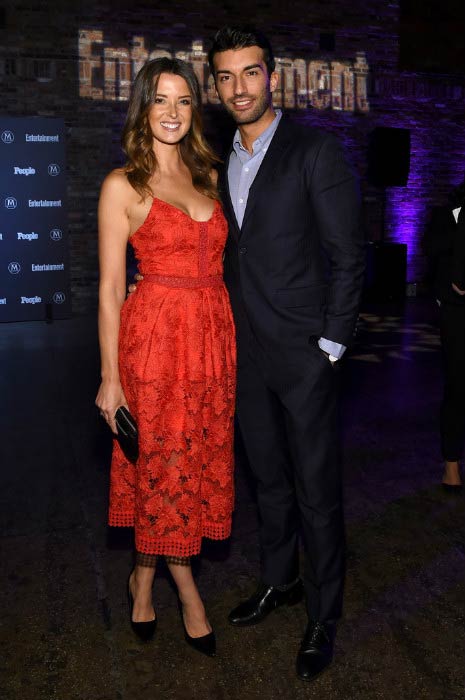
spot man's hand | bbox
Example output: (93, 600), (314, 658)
(320, 349), (338, 364)
(452, 282), (465, 296)
(128, 272), (143, 295)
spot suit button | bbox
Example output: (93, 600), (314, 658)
(239, 247), (247, 254)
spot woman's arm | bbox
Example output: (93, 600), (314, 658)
(95, 171), (131, 433)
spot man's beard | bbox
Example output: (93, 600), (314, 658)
(224, 92), (271, 125)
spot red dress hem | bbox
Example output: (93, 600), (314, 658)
(108, 510), (232, 557)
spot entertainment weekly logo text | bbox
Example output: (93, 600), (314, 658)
(28, 199), (62, 207)
(79, 30), (369, 113)
(32, 263), (65, 271)
(25, 134), (60, 142)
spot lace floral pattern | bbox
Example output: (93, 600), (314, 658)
(108, 198), (236, 557)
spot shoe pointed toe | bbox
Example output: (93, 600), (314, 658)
(296, 650), (332, 682)
(185, 629), (216, 657)
(228, 579), (303, 626)
(179, 602), (216, 657)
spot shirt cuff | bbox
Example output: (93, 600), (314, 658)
(318, 338), (346, 360)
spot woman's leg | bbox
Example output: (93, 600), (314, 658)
(443, 460), (462, 486)
(129, 553), (157, 622)
(166, 557), (212, 637)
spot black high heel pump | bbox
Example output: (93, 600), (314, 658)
(179, 602), (216, 657)
(127, 573), (157, 641)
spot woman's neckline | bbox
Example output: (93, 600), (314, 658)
(154, 196), (217, 223)
(129, 196), (218, 240)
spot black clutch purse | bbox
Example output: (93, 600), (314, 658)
(115, 406), (139, 463)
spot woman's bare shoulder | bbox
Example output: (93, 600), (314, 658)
(100, 169), (138, 203)
(101, 168), (130, 191)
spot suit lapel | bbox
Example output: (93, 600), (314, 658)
(219, 148), (240, 240)
(240, 118), (293, 232)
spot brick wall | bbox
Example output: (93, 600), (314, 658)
(1, 0), (464, 313)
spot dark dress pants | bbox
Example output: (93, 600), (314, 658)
(440, 302), (465, 460)
(235, 341), (345, 623)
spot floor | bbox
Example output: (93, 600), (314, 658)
(1, 299), (464, 700)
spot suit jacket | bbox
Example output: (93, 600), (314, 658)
(451, 206), (465, 292)
(220, 116), (365, 373)
(423, 204), (465, 305)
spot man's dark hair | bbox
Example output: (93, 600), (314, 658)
(208, 26), (275, 77)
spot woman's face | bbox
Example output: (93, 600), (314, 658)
(148, 72), (193, 146)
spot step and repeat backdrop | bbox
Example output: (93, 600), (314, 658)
(0, 117), (71, 321)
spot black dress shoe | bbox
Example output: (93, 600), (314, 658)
(296, 621), (335, 682)
(228, 579), (303, 626)
(179, 603), (216, 657)
(127, 574), (157, 642)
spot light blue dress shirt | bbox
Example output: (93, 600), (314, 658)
(228, 109), (283, 228)
(227, 110), (346, 360)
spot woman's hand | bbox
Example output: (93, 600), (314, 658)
(95, 380), (128, 434)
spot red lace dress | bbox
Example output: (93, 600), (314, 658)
(108, 197), (236, 558)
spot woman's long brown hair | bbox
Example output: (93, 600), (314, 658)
(122, 57), (219, 200)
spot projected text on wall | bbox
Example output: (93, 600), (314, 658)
(78, 30), (370, 113)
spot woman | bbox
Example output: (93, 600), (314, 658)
(95, 58), (236, 655)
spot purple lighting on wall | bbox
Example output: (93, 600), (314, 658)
(385, 132), (435, 282)
(387, 194), (426, 280)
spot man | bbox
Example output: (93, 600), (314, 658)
(208, 26), (365, 681)
(424, 180), (465, 492)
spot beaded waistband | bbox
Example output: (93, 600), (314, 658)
(142, 273), (223, 289)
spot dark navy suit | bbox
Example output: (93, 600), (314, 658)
(221, 116), (365, 622)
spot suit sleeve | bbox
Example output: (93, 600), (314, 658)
(307, 135), (365, 346)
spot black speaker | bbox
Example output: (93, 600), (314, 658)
(364, 242), (407, 301)
(367, 127), (410, 186)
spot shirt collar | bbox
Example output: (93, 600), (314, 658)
(232, 109), (282, 156)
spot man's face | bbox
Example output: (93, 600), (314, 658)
(213, 45), (278, 125)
